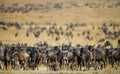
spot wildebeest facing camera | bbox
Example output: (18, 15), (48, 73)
(0, 0), (120, 73)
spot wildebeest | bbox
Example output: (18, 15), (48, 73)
(2, 26), (8, 31)
(33, 31), (40, 38)
(15, 32), (18, 37)
(0, 47), (5, 70)
(11, 49), (30, 70)
(110, 48), (120, 69)
(74, 46), (91, 71)
(89, 47), (106, 70)
(46, 48), (58, 71)
(61, 47), (77, 70)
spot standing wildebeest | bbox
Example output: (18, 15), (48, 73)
(75, 46), (91, 71)
(46, 49), (58, 71)
(3, 44), (13, 70)
(0, 45), (5, 70)
(33, 31), (40, 38)
(11, 50), (30, 70)
(45, 46), (61, 71)
(90, 47), (106, 70)
(61, 47), (76, 71)
(110, 48), (120, 69)
(27, 47), (45, 70)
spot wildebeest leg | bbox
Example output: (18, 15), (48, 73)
(82, 60), (86, 71)
(85, 60), (90, 71)
(39, 59), (42, 65)
(16, 61), (20, 70)
(109, 57), (113, 65)
(73, 60), (78, 71)
(24, 59), (29, 70)
(105, 56), (109, 66)
(4, 60), (7, 70)
(58, 57), (62, 70)
(59, 61), (62, 70)
(0, 61), (4, 70)
(29, 59), (35, 70)
(34, 59), (36, 70)
(94, 61), (98, 70)
(78, 63), (80, 70)
(79, 61), (82, 70)
(103, 60), (106, 69)
(55, 60), (59, 71)
(69, 62), (73, 71)
(114, 60), (118, 70)
(100, 61), (104, 70)
(50, 62), (57, 71)
(99, 60), (105, 70)
(111, 59), (115, 68)
(86, 60), (90, 70)
(36, 59), (41, 70)
(19, 60), (24, 69)
(22, 60), (25, 70)
(62, 59), (67, 70)
(84, 60), (90, 71)
(77, 58), (81, 70)
(28, 59), (32, 69)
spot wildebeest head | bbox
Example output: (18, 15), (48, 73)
(104, 41), (112, 47)
(61, 50), (68, 64)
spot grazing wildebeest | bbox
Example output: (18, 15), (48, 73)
(14, 22), (22, 29)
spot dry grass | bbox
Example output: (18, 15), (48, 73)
(1, 64), (120, 74)
(0, 68), (120, 74)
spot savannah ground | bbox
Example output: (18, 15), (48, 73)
(0, 0), (120, 74)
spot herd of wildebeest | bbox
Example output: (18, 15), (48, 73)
(0, 19), (120, 71)
(0, 39), (120, 71)
(0, 1), (120, 13)
(0, 20), (120, 41)
(0, 1), (120, 71)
